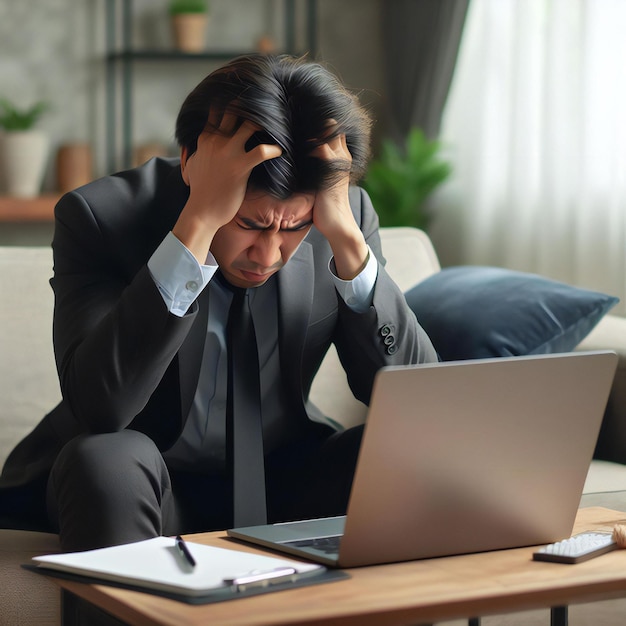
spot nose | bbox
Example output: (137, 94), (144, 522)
(248, 231), (282, 269)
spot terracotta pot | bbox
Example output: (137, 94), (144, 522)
(133, 142), (169, 167)
(0, 130), (49, 198)
(171, 14), (208, 52)
(56, 143), (93, 193)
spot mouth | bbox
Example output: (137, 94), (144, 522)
(239, 268), (274, 283)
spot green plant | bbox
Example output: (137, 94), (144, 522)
(362, 128), (452, 230)
(169, 0), (209, 14)
(0, 99), (49, 132)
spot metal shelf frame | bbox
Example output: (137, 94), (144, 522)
(104, 0), (317, 172)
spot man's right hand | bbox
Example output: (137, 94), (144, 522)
(173, 111), (282, 263)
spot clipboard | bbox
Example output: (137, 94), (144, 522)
(25, 536), (349, 605)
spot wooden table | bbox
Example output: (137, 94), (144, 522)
(54, 507), (626, 626)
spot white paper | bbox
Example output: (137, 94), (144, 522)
(33, 536), (322, 597)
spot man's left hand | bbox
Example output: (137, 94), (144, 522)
(310, 128), (369, 280)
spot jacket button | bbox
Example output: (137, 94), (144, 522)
(386, 344), (398, 355)
(384, 335), (395, 346)
(379, 324), (394, 337)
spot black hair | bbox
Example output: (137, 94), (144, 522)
(175, 54), (372, 199)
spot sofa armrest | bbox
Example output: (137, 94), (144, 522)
(378, 227), (441, 292)
(577, 314), (626, 463)
(0, 247), (60, 471)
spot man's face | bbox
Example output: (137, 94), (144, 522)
(210, 190), (315, 289)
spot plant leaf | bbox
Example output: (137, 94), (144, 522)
(363, 127), (452, 230)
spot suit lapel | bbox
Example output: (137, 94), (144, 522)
(277, 241), (314, 394)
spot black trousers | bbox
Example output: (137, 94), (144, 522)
(47, 425), (364, 552)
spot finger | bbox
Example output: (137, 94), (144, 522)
(324, 131), (346, 150)
(219, 110), (240, 135)
(192, 129), (215, 158)
(318, 118), (339, 143)
(181, 131), (209, 183)
(234, 118), (263, 144)
(339, 132), (352, 159)
(235, 120), (282, 161)
(307, 119), (338, 145)
(310, 132), (352, 163)
(245, 142), (283, 168)
(206, 106), (222, 131)
(309, 142), (335, 160)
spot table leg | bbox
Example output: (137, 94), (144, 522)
(551, 606), (568, 626)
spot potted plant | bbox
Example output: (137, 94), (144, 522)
(0, 99), (50, 198)
(362, 128), (452, 230)
(169, 0), (209, 53)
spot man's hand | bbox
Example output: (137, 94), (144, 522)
(310, 127), (369, 280)
(173, 111), (282, 263)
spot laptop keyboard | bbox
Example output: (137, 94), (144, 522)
(283, 535), (343, 555)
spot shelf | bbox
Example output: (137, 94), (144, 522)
(104, 0), (317, 172)
(0, 195), (59, 222)
(108, 50), (260, 62)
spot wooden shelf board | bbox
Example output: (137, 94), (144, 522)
(0, 194), (60, 222)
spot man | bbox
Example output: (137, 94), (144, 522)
(1, 54), (437, 551)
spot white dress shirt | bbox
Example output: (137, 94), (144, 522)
(148, 232), (378, 471)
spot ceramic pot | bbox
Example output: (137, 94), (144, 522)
(0, 130), (49, 198)
(171, 14), (207, 52)
(56, 143), (93, 193)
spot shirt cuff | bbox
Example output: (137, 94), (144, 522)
(328, 245), (378, 313)
(148, 232), (217, 317)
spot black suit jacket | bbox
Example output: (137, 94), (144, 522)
(1, 157), (437, 504)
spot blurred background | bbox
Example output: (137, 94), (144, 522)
(1, 0), (624, 315)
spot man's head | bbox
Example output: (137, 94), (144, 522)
(175, 54), (372, 199)
(175, 55), (372, 288)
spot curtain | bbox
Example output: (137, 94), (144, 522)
(433, 0), (626, 315)
(381, 0), (469, 142)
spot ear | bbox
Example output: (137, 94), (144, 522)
(180, 146), (190, 186)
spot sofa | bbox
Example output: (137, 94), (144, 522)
(2, 227), (626, 626)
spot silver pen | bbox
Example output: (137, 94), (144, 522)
(223, 567), (298, 590)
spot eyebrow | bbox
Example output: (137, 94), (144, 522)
(238, 217), (314, 232)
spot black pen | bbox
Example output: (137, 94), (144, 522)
(175, 535), (196, 568)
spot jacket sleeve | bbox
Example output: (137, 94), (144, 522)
(332, 187), (438, 406)
(51, 190), (195, 434)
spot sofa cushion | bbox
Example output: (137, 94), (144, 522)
(405, 266), (619, 361)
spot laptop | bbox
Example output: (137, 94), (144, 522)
(228, 351), (618, 568)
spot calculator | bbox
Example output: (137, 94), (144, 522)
(533, 532), (618, 564)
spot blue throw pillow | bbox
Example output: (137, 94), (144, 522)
(404, 266), (619, 361)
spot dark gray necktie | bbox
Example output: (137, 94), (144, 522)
(225, 284), (267, 527)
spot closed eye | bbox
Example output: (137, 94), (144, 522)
(236, 218), (313, 232)
(236, 218), (268, 231)
(283, 220), (313, 232)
